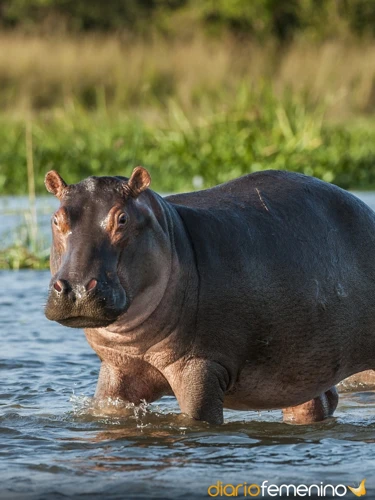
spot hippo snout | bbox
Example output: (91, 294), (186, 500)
(45, 276), (127, 329)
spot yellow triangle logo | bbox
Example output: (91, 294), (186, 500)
(348, 479), (366, 497)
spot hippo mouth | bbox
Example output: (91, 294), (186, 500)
(45, 306), (125, 329)
(45, 282), (128, 329)
(56, 315), (117, 329)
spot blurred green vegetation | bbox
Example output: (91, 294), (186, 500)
(2, 0), (375, 40)
(1, 86), (375, 196)
(0, 2), (374, 194)
(0, 245), (49, 270)
(0, 206), (49, 270)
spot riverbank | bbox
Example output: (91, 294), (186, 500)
(0, 245), (48, 270)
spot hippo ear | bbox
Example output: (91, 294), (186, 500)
(45, 170), (68, 199)
(127, 166), (151, 197)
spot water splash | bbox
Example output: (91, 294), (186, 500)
(70, 393), (151, 422)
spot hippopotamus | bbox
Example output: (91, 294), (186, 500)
(44, 167), (375, 425)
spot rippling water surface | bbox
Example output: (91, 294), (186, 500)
(1, 271), (374, 499)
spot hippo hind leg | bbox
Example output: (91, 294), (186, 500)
(282, 387), (338, 425)
(338, 369), (375, 392)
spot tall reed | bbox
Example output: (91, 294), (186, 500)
(25, 120), (38, 252)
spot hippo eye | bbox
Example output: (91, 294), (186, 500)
(118, 213), (127, 225)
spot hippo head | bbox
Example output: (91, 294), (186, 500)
(44, 167), (170, 329)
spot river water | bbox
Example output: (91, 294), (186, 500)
(1, 192), (375, 499)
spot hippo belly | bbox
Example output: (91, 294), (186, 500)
(222, 274), (375, 411)
(224, 361), (342, 411)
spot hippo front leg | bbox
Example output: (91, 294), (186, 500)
(282, 387), (339, 424)
(94, 363), (126, 400)
(94, 362), (170, 404)
(166, 359), (230, 425)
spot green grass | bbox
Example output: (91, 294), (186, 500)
(0, 245), (49, 270)
(0, 209), (49, 269)
(1, 86), (375, 196)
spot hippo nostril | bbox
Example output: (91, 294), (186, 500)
(86, 279), (98, 292)
(53, 280), (63, 293)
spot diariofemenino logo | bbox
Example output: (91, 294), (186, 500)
(207, 479), (366, 497)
